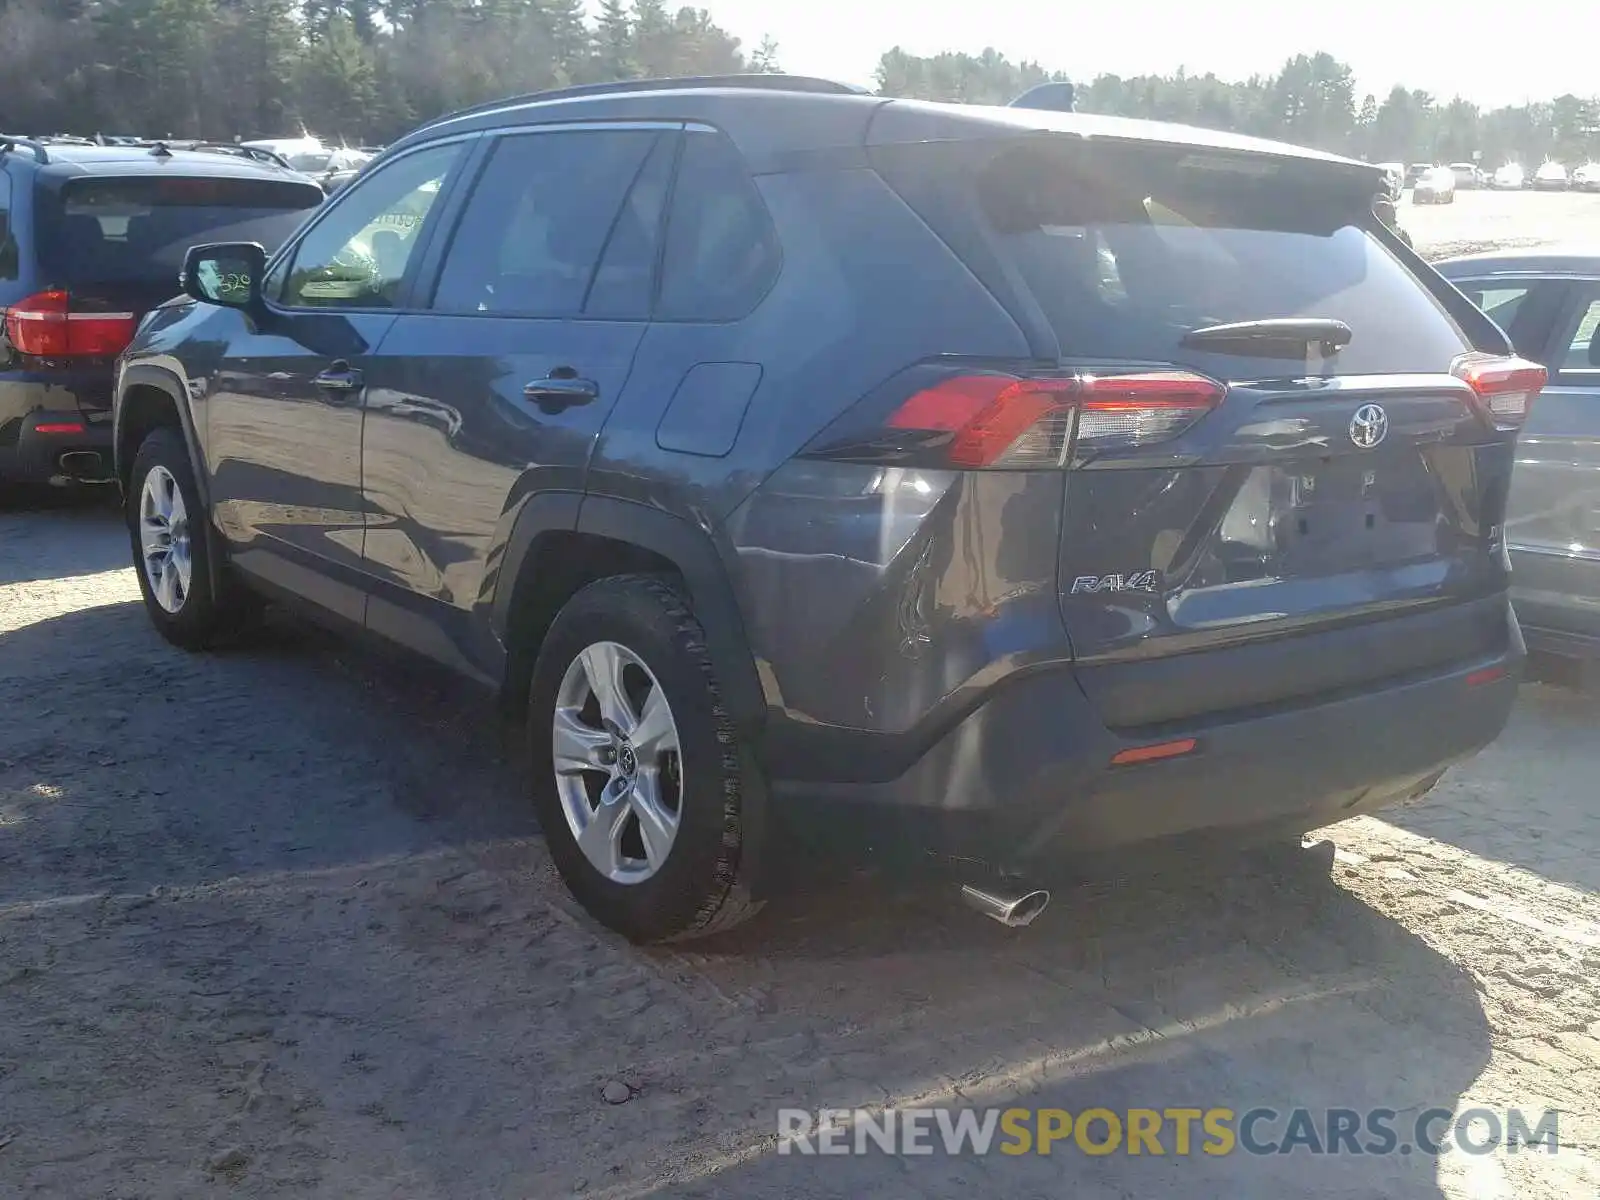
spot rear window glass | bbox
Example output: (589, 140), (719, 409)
(877, 140), (1472, 376)
(38, 175), (323, 283)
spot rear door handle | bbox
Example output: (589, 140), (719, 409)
(314, 361), (364, 397)
(524, 375), (599, 413)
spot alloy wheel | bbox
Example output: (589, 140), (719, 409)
(138, 465), (192, 614)
(552, 641), (684, 884)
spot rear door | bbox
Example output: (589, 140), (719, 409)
(875, 135), (1518, 725)
(356, 124), (675, 675)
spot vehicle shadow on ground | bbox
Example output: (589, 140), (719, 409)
(1383, 679), (1600, 895)
(606, 853), (1492, 1199)
(0, 597), (537, 908)
(0, 490), (127, 586)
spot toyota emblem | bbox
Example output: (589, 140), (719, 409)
(1349, 403), (1389, 449)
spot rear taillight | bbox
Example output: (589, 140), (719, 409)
(836, 369), (1224, 469)
(1450, 352), (1546, 428)
(2, 290), (138, 359)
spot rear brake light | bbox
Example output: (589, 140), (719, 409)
(874, 369), (1224, 468)
(1450, 352), (1546, 428)
(33, 422), (86, 435)
(2, 290), (138, 359)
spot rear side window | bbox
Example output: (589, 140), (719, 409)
(432, 129), (659, 318)
(37, 175), (322, 285)
(1557, 288), (1600, 375)
(656, 130), (779, 322)
(876, 139), (1473, 376)
(0, 168), (16, 281)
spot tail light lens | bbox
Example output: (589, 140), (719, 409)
(1450, 352), (1547, 428)
(2, 290), (138, 359)
(821, 369), (1224, 469)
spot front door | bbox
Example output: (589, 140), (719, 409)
(1503, 282), (1600, 638)
(358, 126), (678, 676)
(206, 140), (470, 621)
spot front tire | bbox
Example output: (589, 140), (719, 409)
(126, 427), (250, 650)
(527, 575), (762, 942)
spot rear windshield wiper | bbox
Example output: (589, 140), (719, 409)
(1181, 318), (1353, 358)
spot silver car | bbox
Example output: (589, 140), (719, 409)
(1439, 249), (1600, 669)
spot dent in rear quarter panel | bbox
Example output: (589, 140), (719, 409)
(607, 164), (1067, 735)
(726, 465), (1072, 733)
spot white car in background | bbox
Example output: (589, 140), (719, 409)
(1572, 163), (1600, 193)
(1491, 163), (1526, 190)
(1412, 165), (1457, 204)
(1532, 161), (1570, 191)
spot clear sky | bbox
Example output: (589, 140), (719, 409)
(689, 0), (1590, 110)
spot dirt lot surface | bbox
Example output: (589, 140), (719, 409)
(1406, 188), (1600, 260)
(4, 496), (1599, 1200)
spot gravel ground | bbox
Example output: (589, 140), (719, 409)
(2, 495), (1597, 1199)
(1404, 189), (1600, 260)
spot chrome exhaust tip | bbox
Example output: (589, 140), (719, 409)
(960, 881), (1050, 928)
(56, 450), (110, 482)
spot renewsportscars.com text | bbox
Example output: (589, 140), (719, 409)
(777, 1106), (1561, 1157)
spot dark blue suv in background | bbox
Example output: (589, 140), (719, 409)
(1, 138), (323, 486)
(113, 75), (1540, 942)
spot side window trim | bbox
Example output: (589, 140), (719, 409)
(1452, 274), (1573, 366)
(580, 128), (682, 316)
(1552, 282), (1600, 381)
(410, 119), (685, 319)
(653, 122), (783, 324)
(264, 131), (483, 316)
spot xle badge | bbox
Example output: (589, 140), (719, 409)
(1071, 571), (1161, 595)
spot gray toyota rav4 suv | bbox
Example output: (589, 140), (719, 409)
(113, 75), (1539, 942)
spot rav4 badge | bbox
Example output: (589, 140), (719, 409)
(1071, 571), (1162, 595)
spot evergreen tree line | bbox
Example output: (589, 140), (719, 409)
(3, 0), (1596, 166)
(876, 48), (1600, 167)
(0, 0), (780, 145)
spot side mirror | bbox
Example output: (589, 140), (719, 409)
(180, 242), (266, 310)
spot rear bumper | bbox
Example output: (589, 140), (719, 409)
(1, 372), (115, 483)
(769, 599), (1522, 858)
(0, 409), (115, 483)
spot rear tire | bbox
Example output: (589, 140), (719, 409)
(527, 575), (763, 942)
(126, 427), (254, 650)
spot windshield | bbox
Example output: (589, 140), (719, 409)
(38, 175), (324, 283)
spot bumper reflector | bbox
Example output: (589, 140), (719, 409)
(1111, 737), (1198, 766)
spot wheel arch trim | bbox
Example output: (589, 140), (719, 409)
(491, 492), (768, 735)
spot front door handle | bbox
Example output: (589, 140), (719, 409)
(524, 374), (599, 414)
(314, 361), (364, 397)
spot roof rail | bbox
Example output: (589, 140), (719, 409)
(0, 134), (52, 163)
(422, 73), (870, 130)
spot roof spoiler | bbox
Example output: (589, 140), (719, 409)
(1009, 82), (1075, 112)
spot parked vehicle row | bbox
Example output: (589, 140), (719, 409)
(241, 136), (378, 194)
(1381, 159), (1600, 194)
(1412, 164), (1457, 204)
(1, 135), (327, 484)
(99, 75), (1535, 942)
